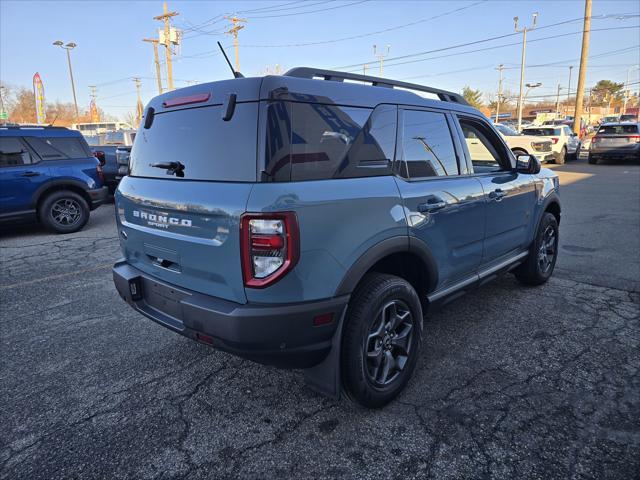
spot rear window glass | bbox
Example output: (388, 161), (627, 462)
(522, 128), (558, 136)
(129, 103), (258, 182)
(264, 101), (396, 181)
(597, 124), (639, 135)
(23, 136), (91, 160)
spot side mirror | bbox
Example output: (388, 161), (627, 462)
(515, 154), (541, 174)
(93, 150), (106, 166)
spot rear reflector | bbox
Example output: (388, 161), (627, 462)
(162, 92), (210, 108)
(196, 333), (215, 345)
(313, 313), (334, 327)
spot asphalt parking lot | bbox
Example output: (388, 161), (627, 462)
(1, 159), (639, 480)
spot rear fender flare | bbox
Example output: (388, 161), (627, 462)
(335, 236), (438, 297)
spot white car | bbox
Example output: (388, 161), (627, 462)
(493, 123), (555, 163)
(521, 125), (581, 164)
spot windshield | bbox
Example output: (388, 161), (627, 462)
(522, 128), (559, 136)
(494, 124), (519, 136)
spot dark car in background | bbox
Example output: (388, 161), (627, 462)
(85, 130), (136, 193)
(0, 126), (108, 233)
(589, 122), (640, 164)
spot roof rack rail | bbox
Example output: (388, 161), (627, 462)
(284, 67), (468, 105)
(0, 125), (67, 129)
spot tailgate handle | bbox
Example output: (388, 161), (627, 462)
(148, 255), (180, 272)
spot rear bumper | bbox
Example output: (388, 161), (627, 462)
(589, 146), (640, 161)
(89, 186), (109, 209)
(113, 260), (349, 368)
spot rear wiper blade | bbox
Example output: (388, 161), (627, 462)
(149, 161), (185, 177)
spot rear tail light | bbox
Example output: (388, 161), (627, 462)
(93, 150), (106, 166)
(96, 164), (105, 183)
(241, 212), (299, 288)
(551, 137), (559, 144)
(591, 136), (600, 144)
(627, 135), (640, 143)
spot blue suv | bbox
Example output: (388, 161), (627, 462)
(113, 68), (561, 407)
(0, 126), (108, 233)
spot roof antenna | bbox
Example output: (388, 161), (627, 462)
(217, 42), (244, 78)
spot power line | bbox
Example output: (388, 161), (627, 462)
(238, 1), (486, 48)
(332, 14), (639, 70)
(245, 0), (370, 19)
(340, 25), (640, 73)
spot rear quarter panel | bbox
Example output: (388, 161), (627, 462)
(245, 176), (407, 303)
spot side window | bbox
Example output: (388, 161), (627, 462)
(23, 137), (67, 160)
(458, 118), (510, 173)
(0, 137), (33, 167)
(289, 103), (370, 181)
(45, 137), (91, 158)
(264, 102), (396, 182)
(400, 110), (458, 178)
(563, 126), (573, 137)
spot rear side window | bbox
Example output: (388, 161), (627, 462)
(23, 136), (91, 160)
(523, 128), (557, 136)
(400, 110), (458, 178)
(598, 124), (639, 134)
(263, 102), (396, 182)
(129, 103), (258, 182)
(0, 137), (34, 166)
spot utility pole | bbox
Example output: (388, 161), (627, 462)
(567, 66), (574, 104)
(225, 15), (247, 72)
(495, 64), (504, 123)
(373, 44), (390, 76)
(514, 13), (538, 132)
(363, 64), (368, 76)
(573, 0), (591, 135)
(53, 41), (79, 121)
(88, 85), (99, 122)
(143, 38), (164, 95)
(154, 2), (179, 91)
(555, 83), (563, 117)
(133, 77), (144, 127)
(623, 65), (639, 115)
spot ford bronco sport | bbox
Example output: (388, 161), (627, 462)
(0, 126), (108, 233)
(113, 68), (561, 408)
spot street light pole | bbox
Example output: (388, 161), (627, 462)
(515, 12), (538, 132)
(53, 41), (79, 121)
(373, 44), (390, 76)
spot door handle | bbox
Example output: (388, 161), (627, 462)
(20, 171), (41, 177)
(418, 200), (447, 213)
(489, 189), (506, 201)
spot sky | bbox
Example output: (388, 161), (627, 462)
(1, 0), (639, 120)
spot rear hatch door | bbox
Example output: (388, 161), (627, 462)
(116, 81), (262, 304)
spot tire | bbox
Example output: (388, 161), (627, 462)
(554, 146), (566, 165)
(514, 212), (559, 286)
(341, 273), (423, 408)
(571, 142), (582, 160)
(588, 154), (598, 165)
(38, 190), (90, 234)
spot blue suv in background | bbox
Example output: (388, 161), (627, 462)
(113, 68), (561, 408)
(0, 126), (108, 233)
